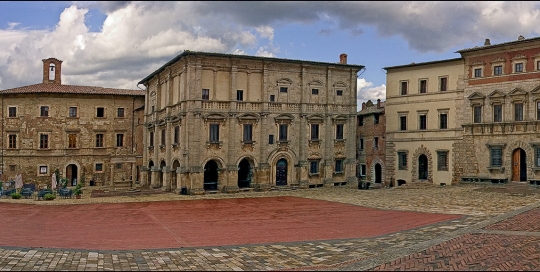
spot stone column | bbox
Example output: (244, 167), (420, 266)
(161, 166), (171, 191)
(150, 166), (160, 188)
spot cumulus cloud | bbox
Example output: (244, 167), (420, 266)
(357, 78), (386, 111)
(2, 2), (540, 90)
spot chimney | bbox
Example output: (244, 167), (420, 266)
(42, 58), (63, 84)
(377, 99), (381, 108)
(518, 35), (525, 41)
(339, 53), (347, 64)
(362, 102), (366, 110)
(484, 39), (491, 46)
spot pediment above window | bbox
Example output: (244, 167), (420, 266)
(307, 114), (325, 124)
(277, 78), (293, 85)
(491, 57), (506, 63)
(274, 113), (294, 124)
(203, 113), (227, 124)
(308, 153), (323, 160)
(512, 54), (527, 60)
(509, 88), (528, 102)
(237, 113), (260, 124)
(309, 80), (323, 86)
(333, 81), (348, 88)
(531, 85), (540, 94)
(488, 90), (506, 104)
(468, 92), (486, 106)
(332, 114), (348, 124)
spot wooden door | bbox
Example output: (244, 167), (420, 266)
(512, 149), (520, 181)
(276, 159), (288, 186)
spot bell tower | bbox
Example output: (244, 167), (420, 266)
(42, 58), (63, 84)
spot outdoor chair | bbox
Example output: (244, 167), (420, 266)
(58, 188), (73, 199)
(20, 188), (34, 199)
(3, 188), (15, 198)
(36, 189), (53, 200)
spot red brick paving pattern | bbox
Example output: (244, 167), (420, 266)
(370, 233), (540, 271)
(0, 196), (461, 250)
(485, 207), (540, 232)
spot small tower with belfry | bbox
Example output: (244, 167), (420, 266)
(42, 58), (63, 84)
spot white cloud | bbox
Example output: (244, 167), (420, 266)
(357, 78), (386, 111)
(255, 25), (274, 41)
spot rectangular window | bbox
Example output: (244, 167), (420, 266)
(358, 116), (364, 126)
(8, 134), (16, 149)
(537, 60), (540, 71)
(40, 106), (49, 117)
(490, 147), (502, 167)
(160, 129), (165, 146)
(269, 134), (274, 144)
(374, 113), (379, 124)
(398, 151), (408, 170)
(95, 134), (104, 147)
(116, 134), (124, 147)
(236, 90), (244, 101)
(400, 116), (407, 131)
(536, 147), (540, 167)
(40, 134), (48, 149)
(95, 163), (103, 172)
(243, 124), (253, 142)
(96, 107), (104, 117)
(310, 124), (319, 140)
(336, 90), (343, 96)
(280, 87), (288, 93)
(68, 134), (77, 148)
(117, 108), (125, 118)
(174, 126), (180, 144)
(515, 103), (524, 121)
(437, 151), (449, 171)
(270, 95), (275, 102)
(494, 65), (503, 75)
(209, 124), (219, 142)
(515, 63), (523, 73)
(400, 81), (408, 95)
(537, 102), (540, 120)
(359, 138), (364, 150)
(440, 113), (448, 129)
(474, 68), (482, 78)
(39, 166), (48, 174)
(8, 107), (16, 117)
(149, 131), (154, 147)
(374, 137), (379, 149)
(312, 88), (319, 95)
(494, 104), (503, 122)
(69, 107), (77, 117)
(419, 115), (427, 130)
(116, 163), (122, 169)
(279, 124), (288, 141)
(202, 89), (210, 100)
(360, 164), (366, 176)
(473, 106), (482, 123)
(440, 77), (448, 92)
(336, 124), (344, 140)
(335, 159), (343, 173)
(419, 79), (427, 93)
(309, 161), (319, 174)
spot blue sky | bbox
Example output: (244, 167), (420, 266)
(1, 1), (540, 110)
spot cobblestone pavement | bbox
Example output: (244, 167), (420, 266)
(1, 182), (540, 271)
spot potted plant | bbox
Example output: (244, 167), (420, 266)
(11, 192), (22, 199)
(44, 193), (56, 201)
(73, 183), (83, 199)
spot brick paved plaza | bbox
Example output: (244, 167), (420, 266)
(1, 183), (540, 271)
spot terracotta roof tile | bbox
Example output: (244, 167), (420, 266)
(0, 83), (145, 96)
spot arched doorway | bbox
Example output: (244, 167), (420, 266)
(276, 158), (288, 186)
(238, 158), (252, 188)
(204, 160), (219, 191)
(159, 161), (166, 187)
(148, 161), (154, 186)
(374, 163), (382, 183)
(418, 154), (428, 180)
(66, 164), (78, 186)
(512, 148), (527, 181)
(172, 160), (180, 191)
